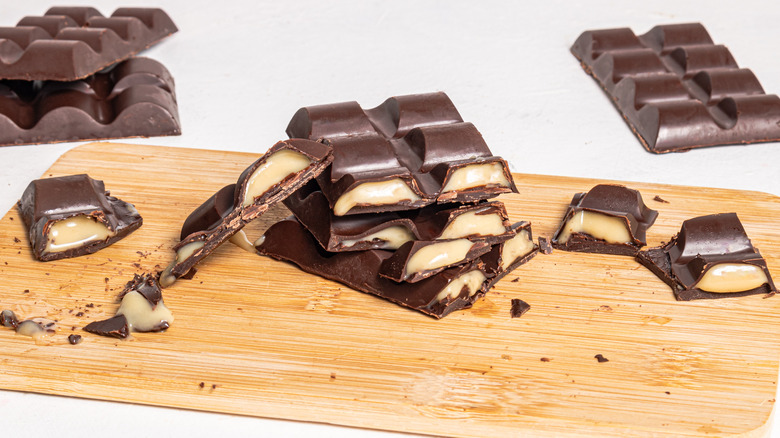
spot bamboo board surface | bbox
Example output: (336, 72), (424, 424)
(1, 142), (779, 437)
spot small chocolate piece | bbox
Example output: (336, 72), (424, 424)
(594, 354), (609, 363)
(571, 23), (780, 153)
(379, 238), (494, 283)
(83, 314), (129, 339)
(637, 213), (776, 300)
(67, 334), (82, 344)
(0, 309), (19, 328)
(116, 273), (172, 332)
(0, 7), (178, 81)
(538, 237), (553, 255)
(653, 195), (670, 204)
(17, 174), (142, 261)
(552, 184), (658, 256)
(0, 57), (180, 146)
(510, 299), (531, 318)
(119, 273), (162, 305)
(287, 92), (516, 215)
(161, 139), (333, 285)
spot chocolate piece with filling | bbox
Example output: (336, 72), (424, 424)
(510, 299), (531, 318)
(552, 184), (658, 256)
(115, 273), (172, 332)
(287, 92), (516, 215)
(83, 314), (129, 339)
(0, 57), (180, 146)
(0, 7), (178, 81)
(161, 139), (333, 285)
(571, 23), (780, 153)
(379, 238), (494, 283)
(482, 222), (539, 287)
(636, 213), (776, 300)
(17, 174), (142, 261)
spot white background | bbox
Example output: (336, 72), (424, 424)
(1, 1), (779, 436)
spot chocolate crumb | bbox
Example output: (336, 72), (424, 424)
(665, 391), (671, 395)
(85, 303), (95, 308)
(653, 195), (669, 204)
(540, 357), (550, 362)
(199, 382), (205, 389)
(330, 373), (336, 380)
(510, 277), (519, 283)
(510, 299), (531, 318)
(13, 237), (21, 243)
(104, 277), (109, 283)
(23, 289), (29, 294)
(75, 312), (85, 317)
(594, 354), (609, 363)
(538, 236), (553, 254)
(68, 334), (82, 345)
(211, 384), (218, 390)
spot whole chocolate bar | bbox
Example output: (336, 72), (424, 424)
(0, 7), (177, 81)
(256, 218), (538, 318)
(552, 184), (658, 256)
(283, 179), (516, 252)
(161, 139), (333, 285)
(0, 57), (180, 146)
(17, 174), (142, 261)
(636, 213), (776, 300)
(571, 23), (780, 153)
(287, 92), (516, 215)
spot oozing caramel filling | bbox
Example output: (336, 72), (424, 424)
(441, 163), (510, 193)
(501, 229), (535, 270)
(242, 150), (311, 207)
(45, 215), (114, 253)
(159, 241), (206, 288)
(439, 211), (506, 240)
(435, 270), (487, 302)
(341, 226), (415, 250)
(16, 318), (57, 340)
(695, 263), (769, 293)
(116, 291), (174, 332)
(405, 239), (474, 279)
(333, 178), (420, 216)
(557, 210), (631, 244)
(229, 230), (256, 253)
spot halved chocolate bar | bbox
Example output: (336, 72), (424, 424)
(552, 184), (658, 256)
(17, 174), (142, 261)
(636, 213), (776, 300)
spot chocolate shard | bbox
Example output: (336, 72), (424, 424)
(83, 314), (129, 339)
(637, 213), (777, 300)
(552, 184), (658, 256)
(162, 139), (333, 284)
(571, 23), (780, 153)
(0, 57), (180, 147)
(17, 174), (142, 261)
(510, 299), (531, 318)
(0, 7), (178, 81)
(119, 273), (162, 305)
(287, 92), (516, 215)
(538, 236), (553, 255)
(379, 238), (494, 283)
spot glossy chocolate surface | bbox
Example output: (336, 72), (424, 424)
(571, 23), (780, 153)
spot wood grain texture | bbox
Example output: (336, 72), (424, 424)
(0, 142), (778, 437)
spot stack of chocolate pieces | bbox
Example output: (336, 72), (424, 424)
(256, 92), (539, 318)
(0, 6), (180, 146)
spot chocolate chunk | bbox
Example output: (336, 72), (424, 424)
(510, 299), (531, 318)
(379, 238), (494, 283)
(116, 273), (172, 332)
(162, 139), (333, 284)
(17, 174), (142, 261)
(594, 354), (609, 363)
(68, 334), (82, 344)
(287, 92), (516, 215)
(481, 222), (539, 287)
(571, 23), (780, 153)
(538, 237), (553, 255)
(119, 273), (162, 305)
(0, 7), (177, 81)
(0, 57), (180, 146)
(0, 309), (19, 328)
(83, 314), (129, 339)
(552, 184), (658, 256)
(636, 213), (776, 300)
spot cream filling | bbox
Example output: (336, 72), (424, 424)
(229, 230), (256, 253)
(435, 270), (487, 302)
(341, 226), (415, 250)
(441, 163), (510, 193)
(159, 241), (206, 288)
(116, 291), (174, 332)
(556, 210), (632, 244)
(242, 150), (311, 207)
(695, 263), (769, 293)
(438, 211), (506, 240)
(501, 230), (535, 270)
(333, 178), (420, 216)
(16, 318), (57, 340)
(405, 239), (474, 279)
(45, 215), (115, 253)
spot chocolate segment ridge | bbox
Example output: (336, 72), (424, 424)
(571, 23), (780, 153)
(637, 213), (776, 300)
(0, 6), (178, 81)
(17, 174), (142, 261)
(163, 139), (333, 284)
(552, 184), (657, 256)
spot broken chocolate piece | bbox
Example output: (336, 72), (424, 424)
(17, 174), (142, 261)
(594, 354), (609, 363)
(0, 7), (178, 81)
(552, 184), (658, 256)
(379, 238), (494, 283)
(83, 314), (129, 339)
(482, 222), (539, 287)
(510, 299), (531, 318)
(68, 334), (82, 344)
(161, 139), (333, 285)
(538, 237), (553, 255)
(637, 213), (776, 300)
(571, 23), (780, 153)
(287, 92), (516, 215)
(116, 273), (172, 332)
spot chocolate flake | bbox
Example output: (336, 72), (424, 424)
(595, 354), (609, 363)
(510, 299), (531, 318)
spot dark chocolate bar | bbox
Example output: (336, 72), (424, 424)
(0, 56), (180, 146)
(17, 174), (142, 261)
(161, 139), (333, 285)
(636, 213), (776, 300)
(283, 179), (515, 252)
(256, 218), (538, 318)
(0, 7), (177, 81)
(571, 23), (780, 153)
(552, 184), (658, 256)
(286, 92), (516, 215)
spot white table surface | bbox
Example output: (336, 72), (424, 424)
(1, 1), (779, 436)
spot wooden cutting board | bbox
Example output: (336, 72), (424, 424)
(1, 142), (778, 437)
